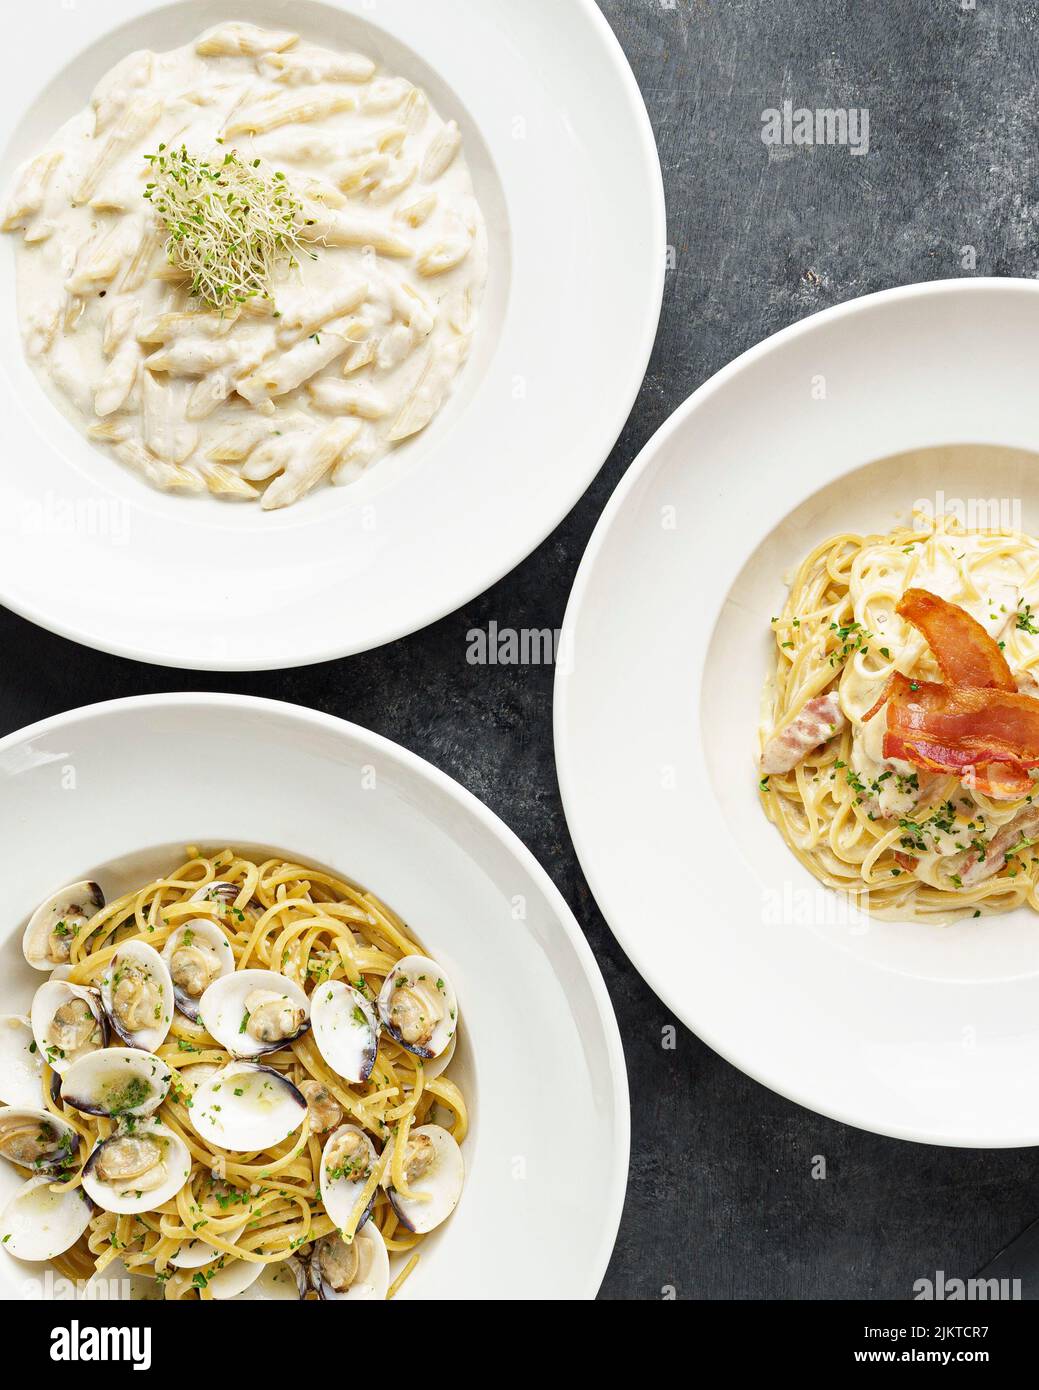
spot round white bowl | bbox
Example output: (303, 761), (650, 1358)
(555, 278), (1039, 1148)
(0, 0), (664, 669)
(0, 694), (628, 1298)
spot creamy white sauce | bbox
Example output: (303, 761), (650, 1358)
(2, 21), (488, 508)
(841, 525), (1039, 879)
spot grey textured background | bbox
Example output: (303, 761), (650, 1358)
(3, 0), (1039, 1299)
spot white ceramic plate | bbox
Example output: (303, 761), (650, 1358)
(0, 693), (628, 1298)
(0, 0), (664, 669)
(555, 278), (1039, 1148)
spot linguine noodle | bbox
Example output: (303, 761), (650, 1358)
(43, 848), (467, 1299)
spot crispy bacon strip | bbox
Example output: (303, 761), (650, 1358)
(865, 672), (1039, 796)
(882, 675), (1039, 767)
(897, 588), (1016, 691)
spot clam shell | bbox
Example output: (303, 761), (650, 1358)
(0, 1106), (80, 1175)
(191, 1062), (307, 1152)
(319, 1124), (377, 1234)
(310, 1226), (389, 1301)
(161, 919), (235, 1022)
(420, 1032), (456, 1083)
(168, 1221), (247, 1269)
(82, 1119), (191, 1215)
(0, 1016), (46, 1108)
(0, 1175), (92, 1259)
(30, 981), (108, 1075)
(377, 955), (457, 1060)
(234, 1257), (306, 1300)
(207, 1257), (265, 1299)
(61, 1047), (171, 1118)
(198, 969), (310, 1058)
(311, 982), (377, 1083)
(383, 1123), (464, 1234)
(99, 940), (174, 1052)
(22, 881), (104, 972)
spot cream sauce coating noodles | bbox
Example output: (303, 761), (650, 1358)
(759, 519), (1039, 921)
(2, 21), (488, 508)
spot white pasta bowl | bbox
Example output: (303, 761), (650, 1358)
(555, 277), (1039, 1148)
(0, 0), (664, 669)
(0, 694), (628, 1298)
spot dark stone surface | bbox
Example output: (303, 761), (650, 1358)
(2, 0), (1039, 1299)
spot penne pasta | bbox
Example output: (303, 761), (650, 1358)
(236, 317), (361, 402)
(2, 150), (63, 231)
(66, 219), (141, 294)
(195, 459), (260, 499)
(115, 438), (204, 491)
(308, 379), (390, 419)
(273, 278), (368, 345)
(303, 209), (413, 258)
(195, 23), (298, 58)
(145, 337), (242, 375)
(225, 92), (357, 138)
(420, 121), (462, 182)
(259, 419), (361, 509)
(259, 50), (376, 85)
(140, 373), (198, 463)
(91, 50), (156, 136)
(73, 101), (162, 205)
(4, 25), (486, 505)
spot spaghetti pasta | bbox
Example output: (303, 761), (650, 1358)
(759, 517), (1039, 921)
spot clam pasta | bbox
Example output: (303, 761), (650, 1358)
(0, 850), (468, 1300)
(759, 519), (1039, 921)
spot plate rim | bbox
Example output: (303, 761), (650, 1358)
(0, 0), (667, 672)
(554, 275), (1039, 1149)
(0, 690), (631, 1294)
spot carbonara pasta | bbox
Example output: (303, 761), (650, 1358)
(759, 518), (1039, 920)
(0, 849), (467, 1300)
(2, 21), (488, 508)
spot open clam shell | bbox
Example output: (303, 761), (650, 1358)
(99, 940), (174, 1052)
(82, 1119), (191, 1215)
(383, 1123), (464, 1234)
(198, 969), (310, 1058)
(191, 1062), (307, 1152)
(161, 919), (235, 1022)
(311, 982), (377, 1083)
(319, 1124), (378, 1235)
(419, 1032), (456, 1083)
(169, 1223), (248, 1269)
(0, 1016), (46, 1108)
(61, 1047), (171, 1118)
(234, 1256), (306, 1300)
(0, 1106), (80, 1176)
(377, 955), (457, 1060)
(206, 1256), (268, 1300)
(0, 1175), (93, 1259)
(30, 981), (108, 1075)
(22, 881), (104, 972)
(310, 1226), (389, 1301)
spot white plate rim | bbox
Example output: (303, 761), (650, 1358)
(554, 275), (1039, 1148)
(0, 0), (667, 671)
(0, 690), (631, 1295)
